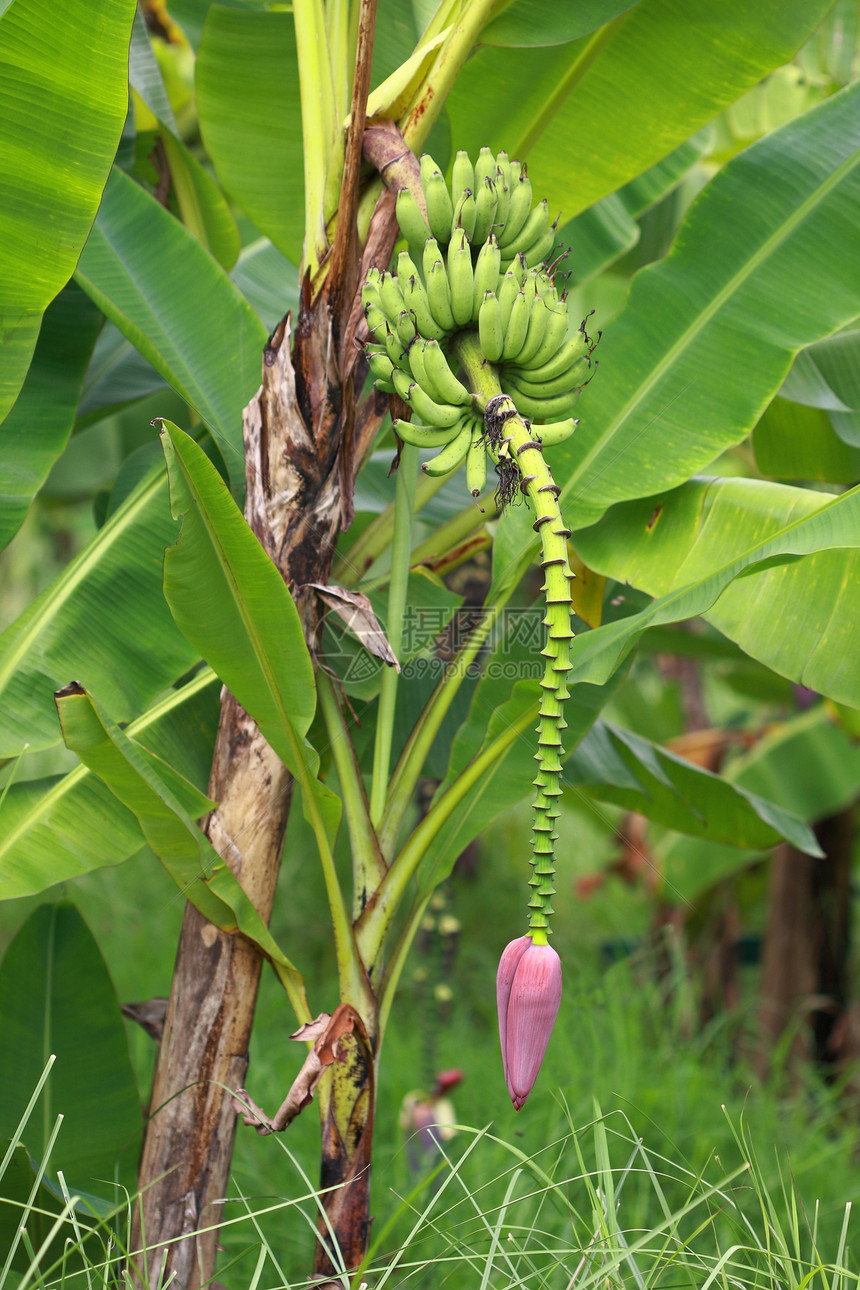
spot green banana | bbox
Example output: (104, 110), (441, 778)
(521, 302), (568, 370)
(505, 385), (581, 421)
(498, 269), (520, 333)
(382, 326), (409, 371)
(392, 417), (460, 449)
(505, 357), (590, 399)
(466, 423), (488, 496)
(364, 302), (388, 341)
(500, 199), (549, 259)
(451, 150), (475, 203)
(478, 291), (504, 363)
(518, 226), (556, 269)
(497, 171), (533, 248)
(401, 272), (446, 342)
(533, 417), (579, 446)
(393, 308), (417, 348)
(515, 296), (550, 367)
(421, 417), (473, 476)
(422, 338), (471, 405)
(422, 236), (442, 282)
(426, 257), (456, 332)
(472, 177), (499, 244)
(395, 186), (430, 247)
(392, 368), (464, 427)
(407, 335), (432, 389)
(379, 270), (405, 321)
(474, 146), (497, 187)
(501, 289), (530, 361)
(495, 151), (512, 190)
(472, 234), (502, 321)
(448, 230), (475, 328)
(451, 188), (477, 241)
(523, 330), (591, 383)
(367, 350), (395, 384)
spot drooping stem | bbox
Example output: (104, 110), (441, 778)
(452, 331), (574, 942)
(370, 443), (418, 826)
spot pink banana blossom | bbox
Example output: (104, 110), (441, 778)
(496, 934), (562, 1110)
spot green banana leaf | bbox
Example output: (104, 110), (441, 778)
(129, 9), (240, 270)
(0, 0), (135, 421)
(0, 284), (102, 551)
(809, 329), (860, 446)
(554, 81), (860, 530)
(230, 240), (300, 332)
(572, 477), (860, 707)
(159, 421), (341, 844)
(0, 670), (219, 901)
(74, 167), (266, 487)
(780, 346), (853, 412)
(481, 0), (639, 47)
(75, 323), (169, 430)
(445, 0), (830, 221)
(560, 131), (712, 286)
(0, 465), (198, 756)
(0, 902), (141, 1195)
(55, 684), (307, 1008)
(554, 84), (860, 526)
(565, 720), (819, 855)
(752, 397), (860, 483)
(660, 708), (860, 903)
(195, 8), (305, 263)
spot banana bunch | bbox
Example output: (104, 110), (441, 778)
(362, 147), (597, 489)
(395, 147), (558, 271)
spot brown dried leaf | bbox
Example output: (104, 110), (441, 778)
(306, 583), (400, 670)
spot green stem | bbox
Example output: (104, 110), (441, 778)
(356, 694), (537, 962)
(377, 594), (506, 860)
(369, 443), (418, 826)
(453, 330), (574, 941)
(331, 466), (450, 587)
(401, 0), (500, 152)
(294, 0), (336, 275)
(317, 669), (387, 920)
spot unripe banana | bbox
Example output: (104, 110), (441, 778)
(422, 236), (441, 282)
(451, 151), (475, 203)
(451, 188), (477, 241)
(401, 272), (446, 342)
(497, 172), (533, 248)
(393, 309), (417, 348)
(518, 226), (556, 269)
(494, 173), (511, 230)
(501, 289), (530, 361)
(465, 423), (488, 496)
(426, 258), (456, 332)
(524, 329), (591, 383)
(422, 338), (471, 405)
(422, 169), (454, 245)
(421, 417), (473, 477)
(506, 386), (581, 421)
(533, 417), (579, 446)
(498, 269), (520, 333)
(392, 369), (464, 427)
(407, 335), (432, 389)
(364, 302), (388, 340)
(510, 252), (528, 286)
(472, 234), (502, 321)
(515, 296), (550, 368)
(395, 187), (430, 247)
(520, 302), (568, 370)
(474, 146), (497, 187)
(495, 151), (512, 190)
(472, 176), (499, 244)
(392, 418), (460, 449)
(500, 199), (549, 259)
(382, 325), (409, 371)
(478, 291), (504, 363)
(447, 230), (475, 328)
(367, 350), (396, 384)
(379, 270), (405, 321)
(504, 360), (588, 399)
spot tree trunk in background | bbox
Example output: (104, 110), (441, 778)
(756, 806), (855, 1082)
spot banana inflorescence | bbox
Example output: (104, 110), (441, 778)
(362, 146), (598, 491)
(361, 147), (600, 948)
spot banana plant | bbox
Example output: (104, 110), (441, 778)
(1, 0), (859, 1285)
